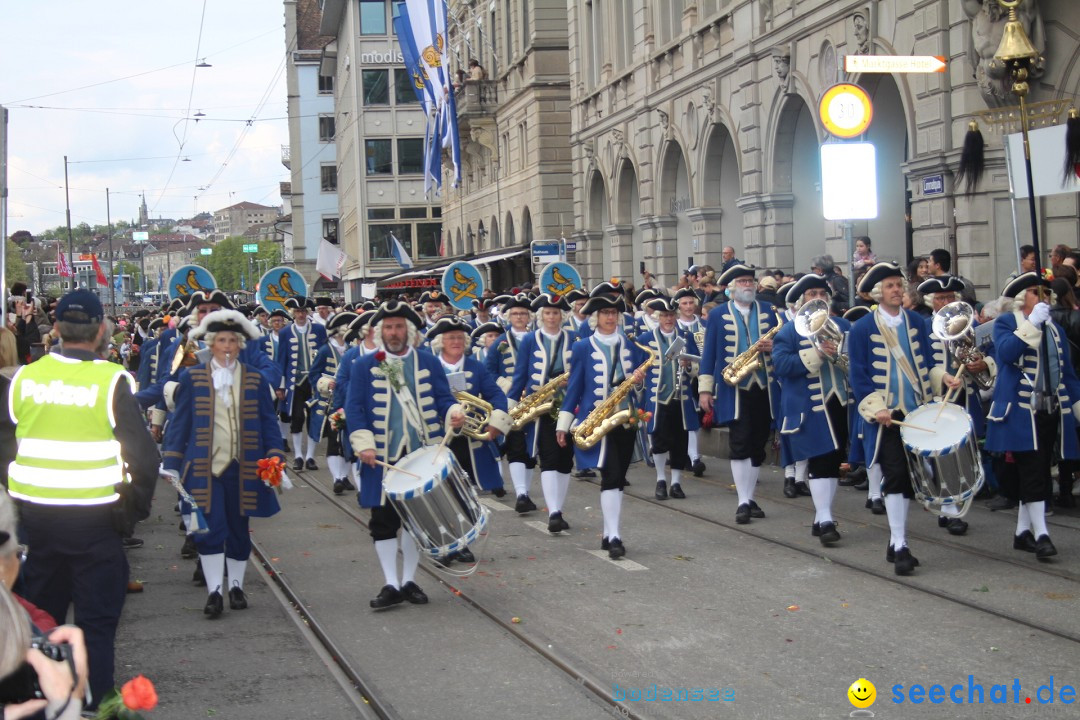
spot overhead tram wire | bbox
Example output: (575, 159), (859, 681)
(150, 0), (209, 214)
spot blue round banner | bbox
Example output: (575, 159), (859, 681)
(441, 261), (486, 311)
(257, 266), (308, 313)
(168, 264), (217, 300)
(538, 262), (582, 299)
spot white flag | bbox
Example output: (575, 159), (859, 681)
(316, 239), (348, 280)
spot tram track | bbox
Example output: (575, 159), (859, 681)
(576, 473), (1080, 646)
(254, 468), (646, 720)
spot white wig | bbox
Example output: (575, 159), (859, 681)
(373, 318), (421, 349)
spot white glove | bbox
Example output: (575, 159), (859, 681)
(279, 470), (294, 491)
(1029, 302), (1051, 327)
(157, 465), (179, 482)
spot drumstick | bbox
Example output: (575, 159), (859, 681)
(891, 420), (936, 433)
(934, 363), (965, 422)
(371, 458), (421, 479)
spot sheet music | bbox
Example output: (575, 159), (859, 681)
(446, 371), (467, 393)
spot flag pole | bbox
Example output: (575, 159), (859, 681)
(106, 188), (115, 313)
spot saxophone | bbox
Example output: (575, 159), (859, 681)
(572, 345), (656, 450)
(721, 324), (779, 386)
(509, 371), (569, 431)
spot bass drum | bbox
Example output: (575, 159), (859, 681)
(899, 402), (984, 518)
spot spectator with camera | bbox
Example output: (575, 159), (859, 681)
(0, 487), (90, 719)
(6, 285), (40, 366)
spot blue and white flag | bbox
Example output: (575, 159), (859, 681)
(389, 232), (414, 269)
(394, 4), (434, 112)
(114, 272), (123, 292)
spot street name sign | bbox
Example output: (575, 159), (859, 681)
(844, 55), (946, 74)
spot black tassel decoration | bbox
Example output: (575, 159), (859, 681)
(955, 120), (985, 196)
(1063, 107), (1080, 185)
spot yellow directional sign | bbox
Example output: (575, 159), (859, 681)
(844, 55), (946, 74)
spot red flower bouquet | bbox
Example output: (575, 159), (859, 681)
(95, 674), (158, 719)
(329, 408), (346, 431)
(626, 408), (652, 427)
(257, 456), (284, 488)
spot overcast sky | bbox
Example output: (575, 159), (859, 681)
(2, 0), (289, 236)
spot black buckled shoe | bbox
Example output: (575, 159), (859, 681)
(228, 586), (248, 610)
(669, 483), (686, 499)
(796, 482), (812, 497)
(655, 481), (668, 500)
(180, 536), (198, 559)
(940, 517), (969, 536)
(292, 457), (304, 471)
(370, 584), (404, 609)
(735, 503), (751, 524)
(601, 537), (610, 551)
(692, 459), (706, 477)
(1013, 530), (1037, 552)
(607, 538), (626, 559)
(783, 477), (797, 498)
(811, 522), (821, 537)
(193, 563), (206, 587)
(305, 458), (318, 471)
(840, 466), (866, 487)
(885, 544), (920, 567)
(122, 536), (144, 549)
(576, 468), (596, 479)
(515, 494), (537, 513)
(342, 476), (356, 491)
(748, 500), (765, 518)
(204, 591), (224, 618)
(852, 477), (869, 491)
(333, 479), (345, 495)
(869, 498), (886, 515)
(548, 512), (567, 534)
(492, 487), (506, 498)
(893, 547), (917, 576)
(818, 521), (841, 545)
(1035, 534), (1058, 559)
(400, 581), (429, 604)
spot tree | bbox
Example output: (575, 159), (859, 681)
(5, 238), (29, 287)
(194, 237), (282, 291)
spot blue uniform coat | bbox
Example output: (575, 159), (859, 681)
(507, 328), (576, 455)
(698, 300), (781, 426)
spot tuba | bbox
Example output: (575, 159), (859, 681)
(453, 391), (494, 441)
(722, 324), (780, 386)
(572, 345), (655, 450)
(509, 371), (569, 431)
(794, 299), (848, 372)
(932, 301), (993, 390)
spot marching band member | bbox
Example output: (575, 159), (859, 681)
(698, 265), (781, 524)
(470, 321), (503, 365)
(486, 294), (538, 512)
(252, 305), (270, 335)
(508, 294), (577, 532)
(849, 263), (960, 575)
(470, 297), (497, 329)
(674, 288), (707, 477)
(267, 308), (291, 448)
(277, 296), (328, 471)
(428, 316), (511, 561)
(312, 297), (336, 327)
(556, 291), (647, 559)
(135, 317), (166, 391)
(564, 289), (591, 337)
(161, 309), (287, 617)
(329, 311), (378, 493)
(631, 288), (663, 339)
(773, 280), (810, 499)
(841, 305), (884, 515)
(418, 290), (451, 332)
(985, 272), (1080, 559)
(346, 301), (465, 609)
(772, 275), (851, 544)
(920, 275), (995, 536)
(309, 312), (357, 495)
(637, 296), (699, 500)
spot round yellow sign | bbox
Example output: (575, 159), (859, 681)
(819, 83), (873, 138)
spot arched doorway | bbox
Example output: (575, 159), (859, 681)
(614, 158), (642, 281)
(861, 74), (909, 267)
(455, 228), (463, 257)
(465, 223), (474, 256)
(477, 220), (487, 251)
(587, 171), (610, 282)
(505, 212), (516, 248)
(522, 207), (534, 246)
(658, 141), (693, 271)
(701, 123), (742, 261)
(490, 216), (500, 249)
(772, 95), (821, 273)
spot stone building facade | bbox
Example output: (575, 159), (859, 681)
(566, 0), (1080, 297)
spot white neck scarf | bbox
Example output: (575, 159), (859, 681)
(594, 330), (619, 346)
(210, 357), (237, 409)
(877, 306), (904, 328)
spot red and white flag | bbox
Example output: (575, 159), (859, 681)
(56, 244), (72, 278)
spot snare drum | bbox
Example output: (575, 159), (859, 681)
(899, 402), (984, 518)
(383, 445), (490, 558)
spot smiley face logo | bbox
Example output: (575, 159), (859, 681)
(848, 678), (876, 709)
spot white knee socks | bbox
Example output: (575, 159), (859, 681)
(374, 539), (399, 588)
(400, 534), (420, 585)
(291, 433), (304, 461)
(200, 553), (225, 594)
(305, 436), (317, 461)
(1027, 501), (1049, 539)
(540, 471), (560, 515)
(795, 460), (808, 487)
(671, 468), (682, 487)
(556, 472), (570, 510)
(600, 489), (623, 541)
(883, 494), (909, 550)
(653, 452), (669, 482)
(688, 431), (699, 462)
(509, 462), (530, 497)
(808, 478), (835, 524)
(868, 464), (883, 501)
(731, 458), (753, 506)
(1016, 501), (1032, 535)
(226, 557), (247, 590)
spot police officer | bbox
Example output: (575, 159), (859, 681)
(6, 289), (159, 708)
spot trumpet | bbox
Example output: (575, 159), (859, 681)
(721, 324), (779, 386)
(794, 299), (848, 372)
(932, 301), (993, 390)
(454, 390), (494, 441)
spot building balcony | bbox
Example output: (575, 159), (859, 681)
(281, 144), (291, 169)
(455, 80), (498, 120)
